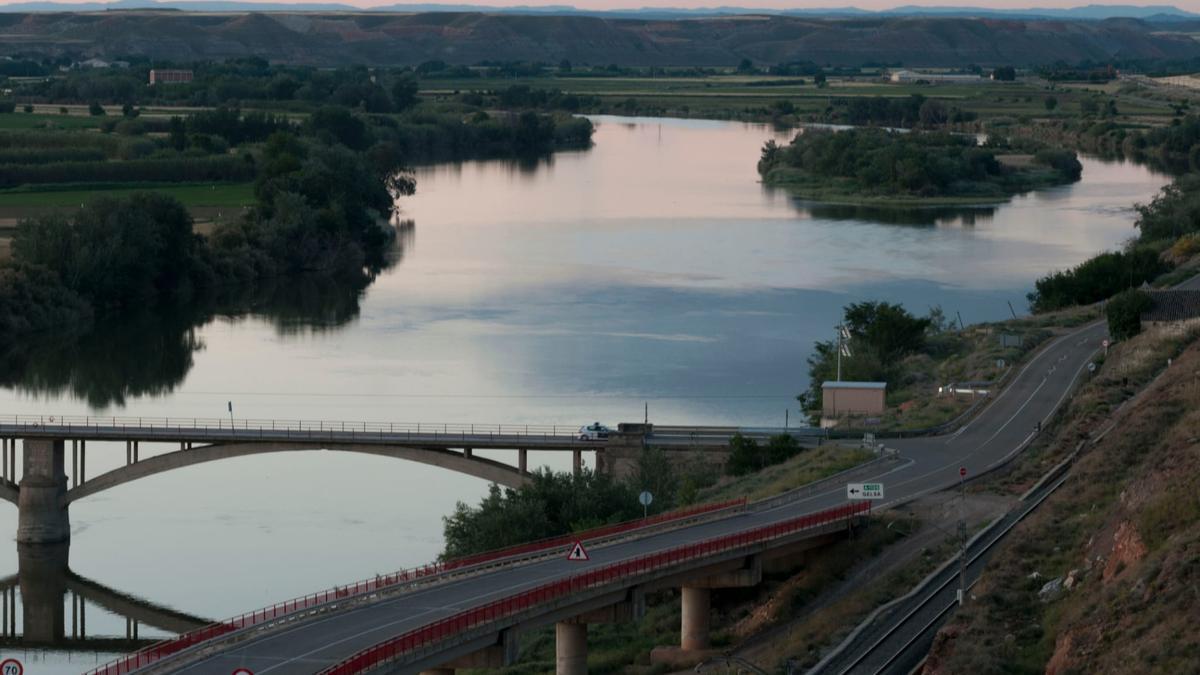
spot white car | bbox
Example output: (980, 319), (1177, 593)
(578, 422), (611, 441)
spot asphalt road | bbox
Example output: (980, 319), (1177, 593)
(146, 307), (1112, 675)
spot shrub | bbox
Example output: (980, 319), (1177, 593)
(1106, 289), (1152, 341)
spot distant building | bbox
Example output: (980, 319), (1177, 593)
(1141, 290), (1200, 326)
(821, 381), (887, 424)
(78, 58), (111, 69)
(149, 69), (193, 85)
(889, 69), (983, 84)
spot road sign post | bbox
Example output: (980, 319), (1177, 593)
(567, 541), (589, 561)
(638, 490), (653, 519)
(846, 483), (884, 500)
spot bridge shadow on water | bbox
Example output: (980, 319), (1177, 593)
(0, 221), (414, 410)
(0, 543), (207, 653)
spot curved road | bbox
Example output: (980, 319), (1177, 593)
(149, 308), (1113, 675)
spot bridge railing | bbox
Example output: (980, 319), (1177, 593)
(82, 497), (747, 675)
(319, 501), (871, 675)
(443, 497), (746, 570)
(0, 413), (580, 439)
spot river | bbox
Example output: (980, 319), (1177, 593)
(0, 115), (1169, 671)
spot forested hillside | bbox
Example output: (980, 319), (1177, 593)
(1, 12), (1198, 67)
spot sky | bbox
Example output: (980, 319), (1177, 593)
(4, 0), (1200, 10)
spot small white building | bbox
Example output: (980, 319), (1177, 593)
(890, 70), (983, 84)
(822, 381), (887, 427)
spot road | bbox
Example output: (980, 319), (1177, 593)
(141, 304), (1111, 675)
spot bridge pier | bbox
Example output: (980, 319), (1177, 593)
(519, 448), (527, 473)
(651, 556), (762, 666)
(680, 587), (710, 651)
(17, 439), (70, 544)
(572, 449), (582, 476)
(556, 621), (587, 675)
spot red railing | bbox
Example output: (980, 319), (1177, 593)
(320, 502), (870, 675)
(83, 497), (746, 675)
(443, 497), (746, 570)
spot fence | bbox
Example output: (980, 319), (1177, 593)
(83, 497), (747, 675)
(320, 502), (870, 675)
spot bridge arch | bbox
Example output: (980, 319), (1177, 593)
(62, 442), (530, 506)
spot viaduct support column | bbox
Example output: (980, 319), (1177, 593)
(17, 439), (70, 544)
(556, 621), (588, 675)
(572, 449), (582, 476)
(680, 587), (711, 651)
(518, 449), (528, 473)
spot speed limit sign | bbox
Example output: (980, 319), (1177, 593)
(1, 658), (23, 675)
(232, 669), (254, 675)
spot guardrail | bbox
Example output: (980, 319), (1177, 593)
(320, 502), (870, 675)
(83, 497), (747, 675)
(445, 498), (746, 570)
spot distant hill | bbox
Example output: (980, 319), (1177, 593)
(0, 2), (1196, 22)
(0, 11), (1198, 67)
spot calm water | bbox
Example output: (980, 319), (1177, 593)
(0, 116), (1168, 670)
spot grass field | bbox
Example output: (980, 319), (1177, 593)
(0, 112), (104, 130)
(421, 75), (1178, 122)
(0, 182), (256, 209)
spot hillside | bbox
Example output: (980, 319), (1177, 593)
(0, 12), (1199, 66)
(922, 319), (1200, 674)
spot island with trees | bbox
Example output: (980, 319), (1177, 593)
(757, 127), (1083, 206)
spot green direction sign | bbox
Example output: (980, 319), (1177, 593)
(846, 482), (884, 500)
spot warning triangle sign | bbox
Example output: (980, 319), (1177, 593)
(567, 541), (589, 561)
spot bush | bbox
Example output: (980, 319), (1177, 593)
(440, 469), (641, 559)
(0, 101), (14, 114)
(1029, 247), (1168, 312)
(1106, 289), (1152, 341)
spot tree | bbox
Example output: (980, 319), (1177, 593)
(1044, 96), (1058, 111)
(22, 104), (32, 113)
(843, 301), (932, 365)
(918, 99), (949, 127)
(1106, 289), (1152, 341)
(121, 102), (139, 118)
(88, 101), (105, 116)
(814, 73), (827, 88)
(737, 58), (756, 74)
(390, 76), (419, 112)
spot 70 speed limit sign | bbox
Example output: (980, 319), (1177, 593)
(1, 659), (23, 675)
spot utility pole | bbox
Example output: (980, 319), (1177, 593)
(836, 324), (851, 381)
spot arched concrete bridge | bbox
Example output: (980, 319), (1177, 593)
(0, 418), (789, 545)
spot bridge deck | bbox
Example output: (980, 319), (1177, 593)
(120, 309), (1107, 675)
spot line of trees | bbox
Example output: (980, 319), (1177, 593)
(758, 128), (1081, 200)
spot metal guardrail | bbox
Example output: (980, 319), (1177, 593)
(319, 502), (871, 675)
(84, 498), (748, 675)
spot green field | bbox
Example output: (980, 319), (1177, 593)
(0, 112), (104, 130)
(0, 182), (256, 209)
(422, 74), (1176, 122)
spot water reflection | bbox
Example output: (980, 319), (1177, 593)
(785, 199), (999, 227)
(0, 221), (414, 410)
(2, 543), (206, 650)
